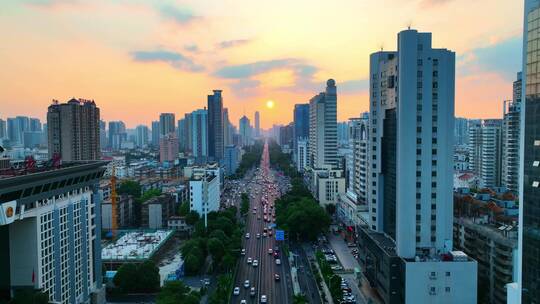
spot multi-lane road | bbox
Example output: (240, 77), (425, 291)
(231, 141), (292, 304)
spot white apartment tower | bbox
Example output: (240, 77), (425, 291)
(308, 79), (338, 169)
(479, 119), (502, 189)
(368, 29), (476, 304)
(296, 138), (308, 172)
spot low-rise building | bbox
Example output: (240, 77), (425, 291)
(101, 194), (136, 230)
(167, 216), (190, 232)
(189, 171), (220, 218)
(141, 194), (175, 229)
(307, 166), (345, 206)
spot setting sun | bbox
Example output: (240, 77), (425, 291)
(266, 100), (275, 109)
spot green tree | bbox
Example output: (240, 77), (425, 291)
(157, 281), (200, 304)
(207, 237), (225, 264)
(186, 210), (200, 226)
(184, 253), (203, 275)
(178, 201), (190, 216)
(137, 260), (160, 292)
(117, 180), (142, 198)
(113, 263), (138, 293)
(293, 294), (308, 304)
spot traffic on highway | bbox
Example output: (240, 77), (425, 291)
(231, 141), (292, 304)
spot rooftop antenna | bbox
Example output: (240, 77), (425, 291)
(407, 21), (413, 30)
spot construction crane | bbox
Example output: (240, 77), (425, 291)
(110, 166), (118, 239)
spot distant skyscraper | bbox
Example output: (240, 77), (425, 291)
(279, 123), (293, 148)
(521, 2), (540, 302)
(254, 111), (260, 138)
(135, 125), (149, 148)
(224, 145), (240, 176)
(108, 121), (126, 151)
(0, 119), (6, 139)
(151, 120), (160, 147)
(348, 115), (369, 204)
(337, 121), (349, 145)
(207, 90), (224, 162)
(364, 29), (476, 304)
(454, 117), (469, 145)
(47, 98), (100, 161)
(223, 108), (232, 146)
(99, 120), (107, 150)
(159, 113), (175, 137)
(183, 113), (193, 153)
(468, 120), (482, 176)
(239, 115), (251, 147)
(191, 109), (208, 162)
(293, 103), (310, 164)
(159, 133), (179, 163)
(29, 118), (41, 132)
(308, 79), (338, 169)
(7, 116), (30, 144)
(177, 118), (186, 152)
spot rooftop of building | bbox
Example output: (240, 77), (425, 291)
(454, 217), (517, 248)
(101, 230), (173, 261)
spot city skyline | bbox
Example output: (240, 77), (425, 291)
(0, 0), (523, 128)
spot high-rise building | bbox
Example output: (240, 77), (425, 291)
(308, 79), (338, 169)
(183, 113), (193, 153)
(29, 118), (41, 132)
(254, 111), (260, 138)
(177, 118), (186, 152)
(7, 116), (30, 145)
(0, 161), (107, 304)
(349, 114), (369, 205)
(337, 121), (349, 145)
(520, 2), (540, 302)
(151, 120), (160, 147)
(502, 73), (522, 193)
(207, 90), (224, 162)
(223, 108), (232, 146)
(279, 123), (294, 148)
(480, 119), (502, 189)
(191, 109), (208, 162)
(99, 120), (107, 151)
(467, 120), (503, 188)
(454, 117), (469, 146)
(159, 133), (179, 163)
(159, 113), (175, 137)
(135, 125), (149, 148)
(47, 98), (101, 161)
(296, 138), (308, 172)
(108, 121), (126, 151)
(468, 120), (482, 176)
(239, 115), (252, 147)
(293, 103), (310, 165)
(0, 119), (6, 139)
(361, 29), (476, 304)
(224, 145), (240, 176)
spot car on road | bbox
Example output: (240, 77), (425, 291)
(276, 259), (281, 265)
(274, 274), (280, 281)
(261, 295), (267, 303)
(250, 287), (256, 297)
(247, 257), (252, 264)
(256, 233), (261, 239)
(253, 259), (259, 267)
(233, 287), (240, 296)
(240, 300), (247, 304)
(263, 232), (267, 237)
(241, 248), (246, 255)
(244, 280), (250, 288)
(268, 248), (273, 254)
(245, 233), (250, 239)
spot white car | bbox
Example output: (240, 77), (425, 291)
(268, 248), (273, 254)
(247, 257), (252, 264)
(233, 287), (240, 296)
(276, 259), (281, 265)
(261, 295), (267, 303)
(256, 233), (261, 239)
(245, 233), (250, 239)
(241, 248), (246, 255)
(244, 280), (250, 288)
(250, 287), (256, 297)
(253, 259), (259, 267)
(240, 300), (247, 304)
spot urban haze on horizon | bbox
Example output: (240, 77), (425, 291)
(0, 1), (534, 304)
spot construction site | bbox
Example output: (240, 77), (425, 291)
(101, 230), (174, 269)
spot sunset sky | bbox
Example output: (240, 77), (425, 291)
(0, 0), (523, 129)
